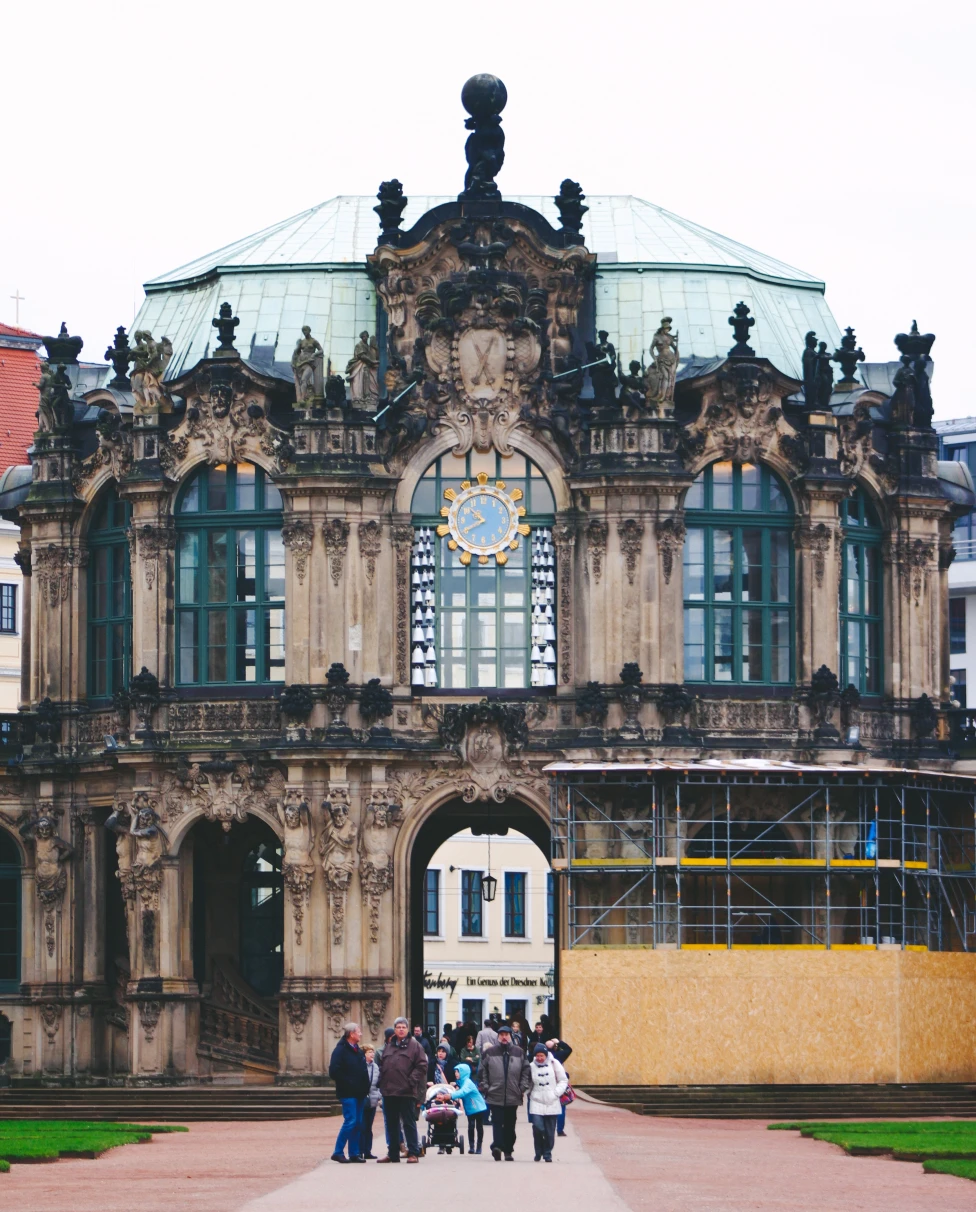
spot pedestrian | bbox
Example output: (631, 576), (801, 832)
(428, 1043), (456, 1085)
(527, 1020), (547, 1053)
(452, 1061), (488, 1154)
(478, 1022), (530, 1161)
(510, 1018), (525, 1049)
(475, 1017), (498, 1054)
(439, 1032), (458, 1060)
(413, 1023), (433, 1059)
(328, 1021), (369, 1163)
(361, 1045), (382, 1159)
(377, 1016), (428, 1163)
(546, 1037), (573, 1136)
(528, 1043), (568, 1162)
(459, 1033), (480, 1077)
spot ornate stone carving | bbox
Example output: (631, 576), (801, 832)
(358, 520), (382, 586)
(898, 536), (935, 605)
(363, 997), (388, 1040)
(393, 524), (414, 684)
(291, 326), (324, 406)
(128, 331), (173, 416)
(161, 758), (285, 831)
(320, 790), (358, 945)
(553, 524), (575, 685)
(138, 1000), (162, 1042)
(281, 518), (315, 585)
(323, 518), (350, 586)
(655, 517), (685, 585)
(128, 523), (176, 591)
(34, 545), (85, 607)
(617, 519), (643, 586)
(325, 998), (352, 1038)
(346, 332), (380, 404)
(797, 522), (833, 588)
(169, 700), (280, 737)
(585, 518), (608, 584)
(72, 411), (132, 494)
(693, 698), (798, 736)
(285, 996), (312, 1037)
(130, 793), (167, 912)
(276, 790), (315, 946)
(360, 791), (402, 943)
(20, 814), (73, 957)
(40, 1002), (62, 1041)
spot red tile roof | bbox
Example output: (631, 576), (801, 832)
(0, 322), (40, 339)
(0, 343), (40, 471)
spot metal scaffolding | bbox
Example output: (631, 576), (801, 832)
(547, 761), (976, 953)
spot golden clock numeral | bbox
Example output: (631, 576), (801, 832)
(509, 538), (519, 550)
(440, 506), (450, 517)
(443, 488), (457, 501)
(476, 471), (489, 485)
(460, 480), (471, 490)
(479, 495), (486, 505)
(478, 554), (489, 565)
(448, 540), (458, 551)
(496, 551), (508, 565)
(510, 488), (523, 502)
(436, 524), (450, 537)
(459, 551), (472, 566)
(518, 524), (530, 536)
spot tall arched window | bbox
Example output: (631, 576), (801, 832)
(88, 486), (132, 698)
(840, 488), (883, 695)
(683, 460), (793, 684)
(0, 828), (20, 993)
(411, 452), (556, 689)
(176, 463), (285, 686)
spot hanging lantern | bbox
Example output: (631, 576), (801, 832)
(481, 872), (498, 902)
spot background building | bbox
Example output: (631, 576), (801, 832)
(422, 830), (554, 1036)
(936, 417), (976, 709)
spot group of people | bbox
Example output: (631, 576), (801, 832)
(328, 1015), (573, 1165)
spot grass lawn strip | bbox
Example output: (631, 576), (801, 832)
(0, 1121), (187, 1169)
(769, 1121), (976, 1182)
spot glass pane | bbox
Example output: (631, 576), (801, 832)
(207, 611), (228, 682)
(865, 621), (881, 693)
(236, 463), (256, 510)
(846, 620), (861, 689)
(473, 568), (496, 607)
(236, 531), (257, 602)
(502, 651), (526, 688)
(529, 476), (554, 514)
(865, 546), (881, 616)
(265, 531), (285, 600)
(713, 608), (733, 680)
(110, 623), (126, 692)
(441, 651), (468, 689)
(767, 474), (788, 512)
(470, 450), (495, 479)
(712, 461), (733, 510)
(412, 478), (436, 513)
(713, 530), (733, 600)
(180, 477), (200, 513)
(209, 465), (228, 511)
(740, 530), (762, 602)
(265, 608), (285, 682)
(235, 609), (256, 682)
(741, 463), (761, 510)
(207, 531), (228, 602)
(770, 531), (790, 602)
(93, 548), (109, 618)
(178, 532), (199, 604)
(770, 610), (791, 682)
(473, 651), (497, 687)
(111, 546), (126, 617)
(440, 611), (466, 649)
(684, 527), (705, 600)
(264, 478), (283, 510)
(685, 476), (705, 510)
(91, 626), (107, 697)
(741, 608), (764, 681)
(847, 545), (862, 615)
(440, 561), (467, 608)
(502, 611), (525, 648)
(684, 607), (705, 680)
(473, 612), (496, 649)
(178, 612), (198, 683)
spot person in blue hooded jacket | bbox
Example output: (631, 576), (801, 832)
(452, 1061), (488, 1154)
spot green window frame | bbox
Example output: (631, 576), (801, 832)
(683, 460), (794, 685)
(0, 828), (20, 993)
(839, 488), (883, 695)
(175, 462), (285, 686)
(87, 486), (132, 699)
(411, 452), (555, 690)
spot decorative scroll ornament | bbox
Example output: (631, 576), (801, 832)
(358, 520), (382, 585)
(393, 524), (415, 685)
(654, 517), (685, 585)
(161, 760), (285, 833)
(138, 999), (162, 1042)
(585, 518), (608, 584)
(363, 997), (389, 1040)
(552, 523), (576, 686)
(617, 519), (643, 586)
(281, 518), (315, 584)
(797, 522), (833, 588)
(129, 524), (176, 591)
(325, 998), (352, 1038)
(320, 789), (357, 945)
(41, 1002), (63, 1041)
(276, 790), (315, 946)
(900, 536), (936, 605)
(72, 411), (132, 494)
(34, 545), (85, 607)
(323, 518), (350, 587)
(359, 790), (403, 943)
(286, 996), (312, 1037)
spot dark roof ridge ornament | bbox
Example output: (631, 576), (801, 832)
(104, 326), (132, 388)
(212, 302), (240, 357)
(895, 319), (935, 361)
(832, 326), (865, 389)
(554, 179), (587, 246)
(42, 321), (83, 366)
(375, 179), (408, 247)
(727, 301), (755, 358)
(459, 73), (507, 202)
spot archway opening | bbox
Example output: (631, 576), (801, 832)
(0, 827), (20, 994)
(409, 797), (557, 1052)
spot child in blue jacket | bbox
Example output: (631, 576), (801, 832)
(452, 1062), (488, 1154)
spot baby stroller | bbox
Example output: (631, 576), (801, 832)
(422, 1084), (464, 1155)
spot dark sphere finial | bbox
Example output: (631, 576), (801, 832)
(461, 74), (507, 120)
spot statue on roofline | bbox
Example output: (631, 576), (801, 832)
(290, 326), (324, 406)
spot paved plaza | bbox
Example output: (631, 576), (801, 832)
(2, 1100), (972, 1211)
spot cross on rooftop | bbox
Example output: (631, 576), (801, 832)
(10, 289), (24, 325)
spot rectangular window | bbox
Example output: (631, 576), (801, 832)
(952, 668), (967, 709)
(0, 584), (17, 634)
(504, 872), (526, 938)
(423, 999), (441, 1041)
(461, 998), (484, 1025)
(547, 871), (554, 939)
(424, 868), (440, 936)
(461, 870), (483, 937)
(951, 598), (966, 654)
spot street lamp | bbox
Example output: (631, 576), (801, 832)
(481, 871), (498, 902)
(544, 965), (555, 993)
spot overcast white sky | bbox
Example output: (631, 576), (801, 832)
(2, 0), (973, 417)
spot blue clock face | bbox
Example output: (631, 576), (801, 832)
(439, 474), (528, 566)
(456, 492), (512, 551)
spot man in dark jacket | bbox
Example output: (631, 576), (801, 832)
(328, 1021), (369, 1162)
(377, 1016), (428, 1162)
(478, 1022), (531, 1161)
(412, 1023), (433, 1058)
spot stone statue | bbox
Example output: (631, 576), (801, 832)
(105, 802), (133, 877)
(290, 326), (324, 406)
(345, 331), (380, 403)
(128, 330), (173, 416)
(130, 800), (167, 875)
(276, 792), (315, 945)
(586, 330), (617, 407)
(645, 317), (679, 415)
(359, 796), (400, 942)
(619, 360), (646, 414)
(801, 331), (818, 407)
(814, 341), (834, 409)
(460, 73), (507, 200)
(320, 795), (358, 945)
(21, 814), (73, 956)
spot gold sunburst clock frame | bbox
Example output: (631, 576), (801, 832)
(435, 471), (530, 566)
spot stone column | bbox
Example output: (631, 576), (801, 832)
(795, 500), (845, 688)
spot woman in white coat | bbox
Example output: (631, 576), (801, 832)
(527, 1043), (568, 1162)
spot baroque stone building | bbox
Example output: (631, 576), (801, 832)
(1, 75), (975, 1087)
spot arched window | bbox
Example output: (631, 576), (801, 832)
(88, 486), (132, 698)
(840, 489), (883, 695)
(683, 460), (793, 684)
(240, 841), (283, 997)
(0, 828), (20, 993)
(176, 463), (284, 686)
(410, 452), (556, 689)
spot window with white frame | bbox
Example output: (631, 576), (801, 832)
(504, 871), (527, 938)
(460, 870), (484, 937)
(424, 867), (441, 936)
(0, 585), (16, 634)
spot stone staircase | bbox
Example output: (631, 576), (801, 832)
(0, 1086), (341, 1122)
(580, 1083), (976, 1119)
